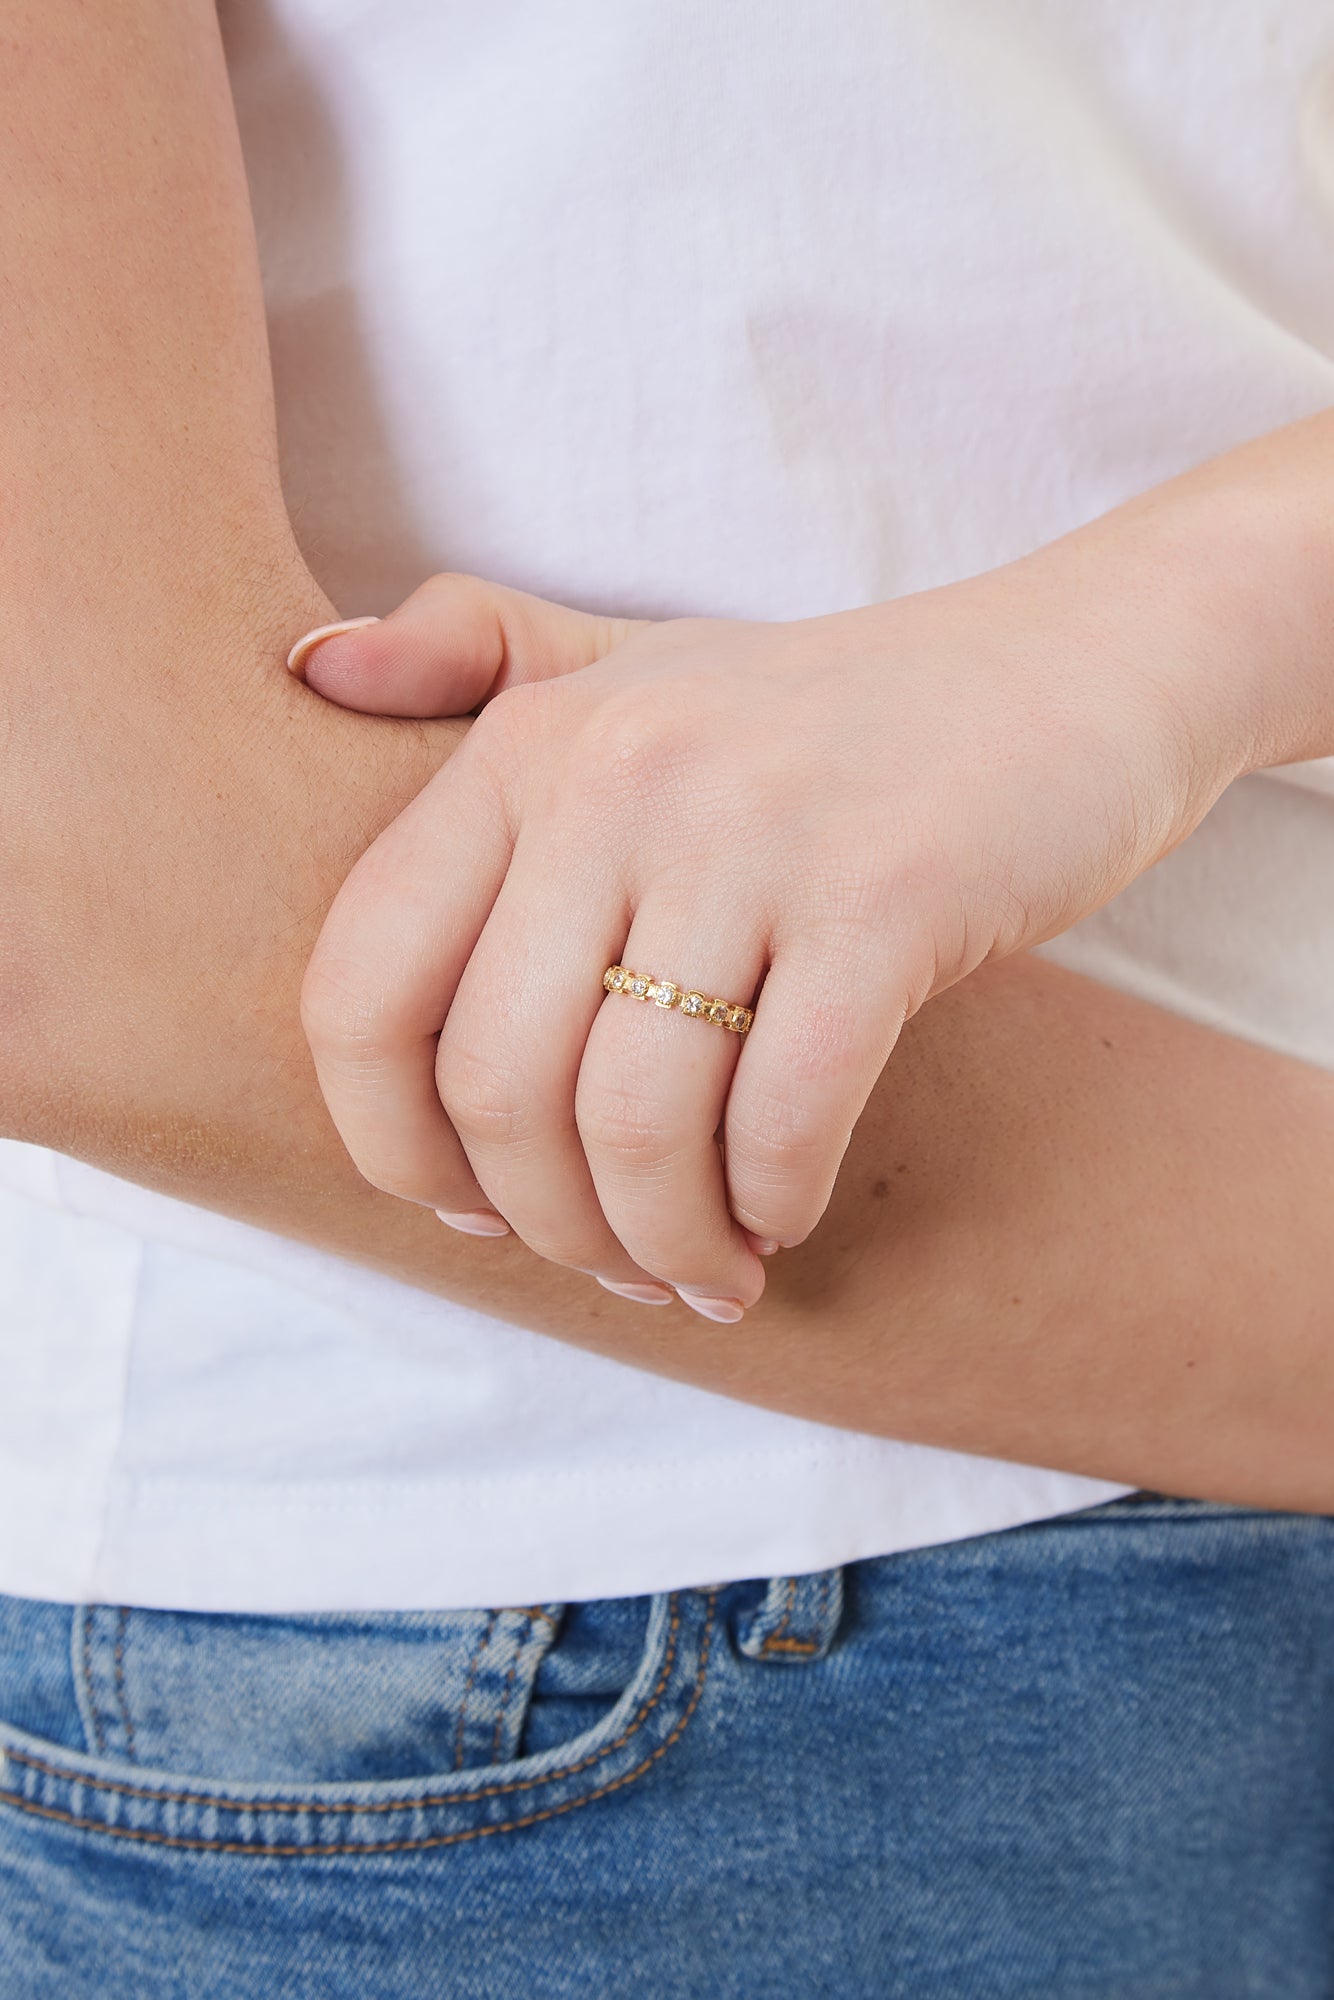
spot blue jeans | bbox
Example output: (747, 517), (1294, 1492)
(1, 1494), (1331, 1997)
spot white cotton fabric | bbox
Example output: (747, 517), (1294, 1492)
(2, 0), (1332, 1612)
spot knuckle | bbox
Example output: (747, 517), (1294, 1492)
(436, 1036), (526, 1148)
(299, 952), (389, 1060)
(730, 1087), (830, 1171)
(578, 692), (686, 810)
(420, 569), (488, 621)
(725, 1108), (836, 1240)
(726, 1100), (842, 1244)
(465, 678), (554, 785)
(753, 985), (876, 1087)
(481, 671), (551, 730)
(575, 1077), (672, 1169)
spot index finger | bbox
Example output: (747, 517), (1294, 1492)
(300, 729), (511, 1212)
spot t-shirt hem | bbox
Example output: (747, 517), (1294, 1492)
(0, 1450), (1130, 1612)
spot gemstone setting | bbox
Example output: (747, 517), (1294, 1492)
(603, 967), (752, 1032)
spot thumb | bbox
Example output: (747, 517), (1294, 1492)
(287, 573), (646, 718)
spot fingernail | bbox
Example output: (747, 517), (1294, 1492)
(750, 1237), (780, 1257)
(286, 616), (380, 679)
(436, 1209), (510, 1237)
(596, 1278), (675, 1306)
(676, 1289), (746, 1324)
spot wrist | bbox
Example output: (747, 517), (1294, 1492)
(1066, 415), (1334, 781)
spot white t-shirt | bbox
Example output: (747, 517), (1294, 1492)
(2, 0), (1331, 1612)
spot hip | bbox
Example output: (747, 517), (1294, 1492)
(2, 1493), (1333, 1996)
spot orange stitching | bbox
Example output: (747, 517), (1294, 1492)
(0, 1596), (716, 1858)
(757, 1638), (819, 1655)
(490, 1612), (533, 1764)
(112, 1609), (136, 1764)
(759, 1576), (798, 1655)
(0, 1594), (691, 1817)
(452, 1612), (497, 1772)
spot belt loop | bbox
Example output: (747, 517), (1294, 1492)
(736, 1568), (844, 1663)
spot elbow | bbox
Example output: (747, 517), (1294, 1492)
(0, 898), (76, 1150)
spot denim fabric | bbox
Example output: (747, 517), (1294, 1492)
(1, 1495), (1332, 1997)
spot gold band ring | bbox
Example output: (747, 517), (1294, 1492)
(603, 965), (753, 1035)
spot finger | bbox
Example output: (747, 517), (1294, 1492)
(577, 907), (768, 1322)
(301, 732), (514, 1222)
(435, 843), (677, 1301)
(723, 933), (908, 1250)
(289, 572), (646, 718)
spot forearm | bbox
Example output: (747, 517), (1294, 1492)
(12, 604), (1333, 1510)
(283, 957), (1334, 1515)
(1024, 407), (1334, 783)
(0, 0), (398, 1163)
(21, 726), (1334, 1517)
(777, 958), (1334, 1510)
(10, 630), (1334, 1519)
(0, 0), (315, 640)
(3, 5), (1331, 1509)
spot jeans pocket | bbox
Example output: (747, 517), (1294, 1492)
(0, 1589), (717, 1859)
(72, 1602), (569, 1783)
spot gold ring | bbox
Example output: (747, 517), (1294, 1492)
(603, 965), (753, 1034)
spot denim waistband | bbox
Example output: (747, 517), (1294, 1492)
(3, 1492), (1327, 1869)
(0, 1566), (850, 1858)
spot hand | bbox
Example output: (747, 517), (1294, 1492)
(296, 537), (1254, 1323)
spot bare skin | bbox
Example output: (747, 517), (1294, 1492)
(294, 438), (1334, 1322)
(2, 1), (1333, 1512)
